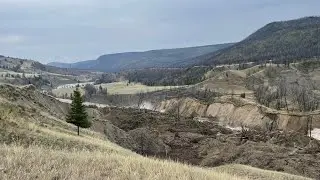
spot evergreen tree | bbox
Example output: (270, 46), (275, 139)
(66, 89), (91, 135)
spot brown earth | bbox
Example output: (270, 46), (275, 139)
(0, 84), (319, 179)
(95, 107), (320, 179)
(156, 96), (320, 134)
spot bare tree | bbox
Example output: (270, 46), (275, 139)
(130, 128), (153, 155)
(84, 84), (97, 100)
(240, 124), (249, 143)
(137, 92), (146, 109)
(266, 114), (278, 132)
(307, 116), (313, 137)
(176, 101), (181, 122)
(291, 85), (318, 112)
(255, 85), (273, 107)
(278, 77), (289, 111)
(99, 85), (103, 93)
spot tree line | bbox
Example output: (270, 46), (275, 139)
(123, 67), (211, 86)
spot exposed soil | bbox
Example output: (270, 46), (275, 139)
(94, 107), (320, 179)
(0, 84), (319, 179)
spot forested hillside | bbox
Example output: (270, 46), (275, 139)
(48, 43), (234, 72)
(0, 56), (92, 76)
(196, 16), (320, 66)
(123, 67), (212, 86)
(47, 60), (96, 69)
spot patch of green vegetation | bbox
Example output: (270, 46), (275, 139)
(296, 60), (320, 73)
(124, 66), (212, 86)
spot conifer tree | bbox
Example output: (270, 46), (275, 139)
(66, 88), (91, 135)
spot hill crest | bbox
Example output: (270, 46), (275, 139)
(196, 16), (320, 66)
(48, 43), (234, 72)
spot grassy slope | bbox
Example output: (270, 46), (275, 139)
(51, 43), (234, 72)
(1, 145), (239, 180)
(52, 81), (183, 97)
(0, 113), (310, 180)
(0, 102), (239, 180)
(215, 165), (309, 180)
(98, 81), (182, 94)
(0, 85), (311, 180)
(197, 16), (320, 66)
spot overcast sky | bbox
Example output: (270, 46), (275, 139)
(0, 0), (319, 63)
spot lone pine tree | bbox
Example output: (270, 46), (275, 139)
(66, 89), (91, 135)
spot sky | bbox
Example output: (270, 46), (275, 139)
(0, 0), (319, 63)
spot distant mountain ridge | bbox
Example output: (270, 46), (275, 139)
(48, 60), (96, 69)
(0, 56), (93, 76)
(49, 16), (320, 70)
(48, 43), (234, 72)
(195, 16), (320, 66)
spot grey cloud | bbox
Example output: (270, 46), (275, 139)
(0, 0), (319, 63)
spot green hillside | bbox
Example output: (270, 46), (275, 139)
(48, 43), (234, 72)
(197, 16), (320, 66)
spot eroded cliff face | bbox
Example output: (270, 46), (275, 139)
(97, 105), (320, 179)
(156, 97), (320, 133)
(158, 97), (208, 115)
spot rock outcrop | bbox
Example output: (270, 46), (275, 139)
(156, 97), (320, 133)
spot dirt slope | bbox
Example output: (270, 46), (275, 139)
(198, 70), (252, 94)
(156, 96), (320, 134)
(0, 84), (317, 179)
(100, 107), (320, 179)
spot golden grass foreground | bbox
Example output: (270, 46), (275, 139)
(0, 101), (311, 180)
(0, 143), (310, 180)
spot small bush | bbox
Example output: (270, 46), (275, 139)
(240, 93), (246, 98)
(87, 105), (98, 108)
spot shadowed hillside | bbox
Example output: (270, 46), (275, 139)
(48, 43), (234, 72)
(196, 16), (320, 66)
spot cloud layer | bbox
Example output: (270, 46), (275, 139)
(0, 0), (319, 63)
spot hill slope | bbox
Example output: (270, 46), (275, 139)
(197, 16), (320, 66)
(0, 84), (311, 180)
(0, 56), (93, 75)
(48, 43), (234, 72)
(48, 59), (96, 69)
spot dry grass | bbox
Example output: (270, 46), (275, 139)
(0, 118), (310, 180)
(0, 144), (251, 180)
(0, 102), (242, 180)
(97, 81), (174, 94)
(0, 96), (311, 180)
(214, 164), (311, 180)
(52, 81), (182, 97)
(1, 107), (245, 180)
(52, 87), (85, 97)
(241, 65), (265, 76)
